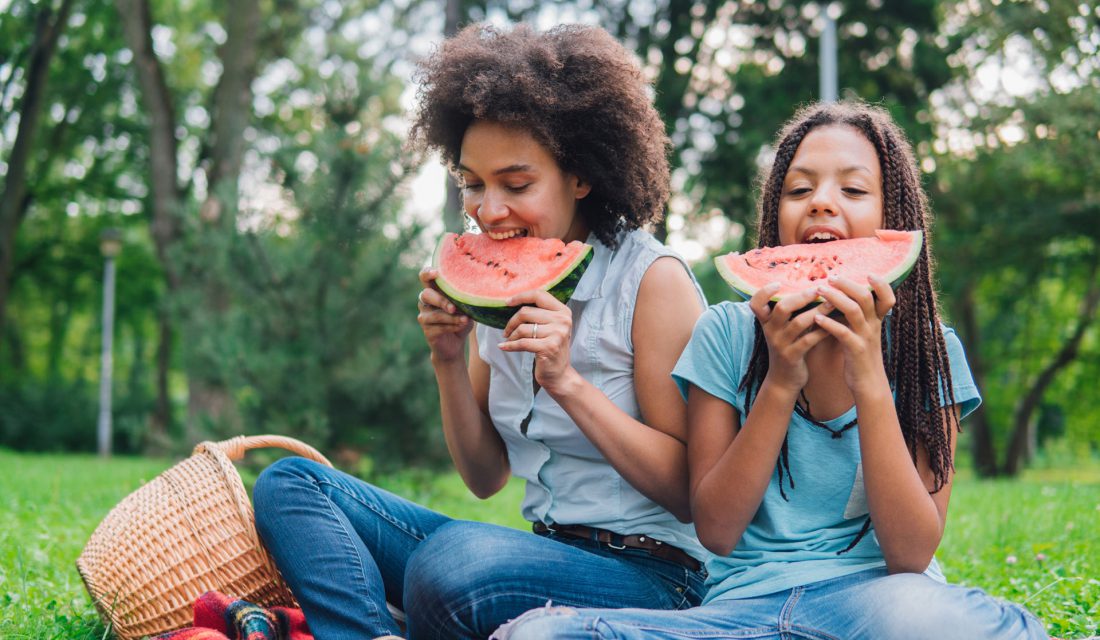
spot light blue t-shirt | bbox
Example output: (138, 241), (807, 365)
(672, 301), (981, 603)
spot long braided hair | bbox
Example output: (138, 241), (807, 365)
(741, 101), (959, 506)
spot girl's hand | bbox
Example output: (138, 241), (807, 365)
(499, 290), (575, 394)
(750, 283), (833, 393)
(417, 267), (472, 363)
(813, 274), (895, 398)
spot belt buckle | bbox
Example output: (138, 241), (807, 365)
(606, 532), (627, 550)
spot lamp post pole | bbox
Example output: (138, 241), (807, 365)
(820, 5), (838, 103)
(97, 228), (122, 458)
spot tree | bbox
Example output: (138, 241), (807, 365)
(0, 0), (76, 338)
(931, 1), (1100, 474)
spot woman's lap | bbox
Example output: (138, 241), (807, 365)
(496, 568), (1050, 640)
(254, 457), (453, 638)
(405, 520), (706, 639)
(254, 458), (706, 639)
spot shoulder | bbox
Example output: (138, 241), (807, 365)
(692, 301), (753, 345)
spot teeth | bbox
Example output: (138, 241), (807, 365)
(487, 229), (528, 240)
(806, 232), (839, 242)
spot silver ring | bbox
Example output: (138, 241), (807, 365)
(531, 323), (538, 339)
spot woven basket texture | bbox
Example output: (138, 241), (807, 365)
(76, 435), (331, 640)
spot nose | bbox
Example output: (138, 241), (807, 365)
(475, 188), (509, 224)
(809, 184), (838, 217)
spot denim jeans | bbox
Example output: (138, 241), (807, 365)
(253, 457), (707, 640)
(494, 567), (1050, 640)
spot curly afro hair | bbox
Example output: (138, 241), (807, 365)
(408, 23), (671, 248)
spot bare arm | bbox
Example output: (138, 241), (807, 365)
(419, 269), (510, 499)
(855, 391), (958, 573)
(815, 275), (957, 572)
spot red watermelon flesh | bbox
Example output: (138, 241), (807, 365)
(432, 232), (594, 329)
(714, 229), (923, 301)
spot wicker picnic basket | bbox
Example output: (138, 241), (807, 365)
(76, 435), (332, 640)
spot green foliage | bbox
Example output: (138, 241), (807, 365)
(171, 46), (443, 464)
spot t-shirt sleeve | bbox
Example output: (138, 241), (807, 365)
(672, 303), (744, 407)
(941, 326), (982, 419)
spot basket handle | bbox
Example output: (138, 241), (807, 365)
(196, 435), (334, 468)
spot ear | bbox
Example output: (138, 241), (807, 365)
(573, 175), (592, 200)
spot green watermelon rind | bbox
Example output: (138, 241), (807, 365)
(714, 230), (924, 304)
(432, 238), (595, 330)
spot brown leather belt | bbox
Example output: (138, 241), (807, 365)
(533, 522), (701, 572)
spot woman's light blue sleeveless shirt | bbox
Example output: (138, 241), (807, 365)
(476, 229), (709, 561)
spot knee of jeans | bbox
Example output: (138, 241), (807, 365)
(490, 604), (583, 640)
(864, 574), (991, 638)
(253, 457), (326, 530)
(404, 520), (507, 605)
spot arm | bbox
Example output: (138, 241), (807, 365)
(815, 275), (956, 573)
(500, 257), (702, 521)
(419, 269), (510, 499)
(854, 394), (958, 573)
(688, 286), (832, 555)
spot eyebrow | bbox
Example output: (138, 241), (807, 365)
(457, 163), (536, 176)
(788, 164), (874, 177)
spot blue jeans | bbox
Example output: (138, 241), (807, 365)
(253, 458), (706, 639)
(494, 567), (1050, 640)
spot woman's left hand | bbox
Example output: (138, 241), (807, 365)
(499, 290), (576, 394)
(813, 274), (895, 399)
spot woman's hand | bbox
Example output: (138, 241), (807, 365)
(813, 274), (895, 399)
(750, 283), (833, 393)
(499, 290), (575, 394)
(417, 267), (473, 363)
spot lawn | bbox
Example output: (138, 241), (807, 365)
(1, 448), (1096, 639)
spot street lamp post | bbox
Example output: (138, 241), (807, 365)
(820, 5), (838, 103)
(97, 228), (122, 458)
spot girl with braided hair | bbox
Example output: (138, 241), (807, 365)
(254, 22), (711, 640)
(497, 101), (1049, 639)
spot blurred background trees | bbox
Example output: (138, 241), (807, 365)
(0, 0), (1096, 476)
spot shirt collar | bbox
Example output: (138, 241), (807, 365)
(569, 231), (615, 301)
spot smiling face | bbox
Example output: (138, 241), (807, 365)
(777, 125), (885, 247)
(458, 120), (591, 243)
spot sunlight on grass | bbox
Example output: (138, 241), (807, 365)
(1, 448), (1096, 638)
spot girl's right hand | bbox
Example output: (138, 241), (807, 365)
(418, 267), (472, 363)
(749, 283), (833, 392)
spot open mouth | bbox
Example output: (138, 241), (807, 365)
(486, 229), (529, 240)
(803, 231), (841, 244)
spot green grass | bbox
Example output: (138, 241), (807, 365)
(1, 449), (1096, 638)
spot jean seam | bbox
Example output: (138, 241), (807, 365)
(315, 476), (392, 626)
(316, 477), (431, 543)
(788, 624), (843, 640)
(778, 587), (802, 638)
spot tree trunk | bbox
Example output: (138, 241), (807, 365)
(1003, 260), (1100, 475)
(145, 310), (172, 454)
(953, 283), (999, 476)
(182, 0), (261, 440)
(0, 0), (76, 340)
(116, 0), (185, 442)
(116, 0), (184, 287)
(441, 0), (464, 233)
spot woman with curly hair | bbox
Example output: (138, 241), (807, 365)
(253, 23), (709, 640)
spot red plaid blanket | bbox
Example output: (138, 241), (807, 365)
(152, 591), (312, 640)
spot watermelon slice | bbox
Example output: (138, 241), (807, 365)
(714, 229), (923, 303)
(432, 232), (594, 329)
